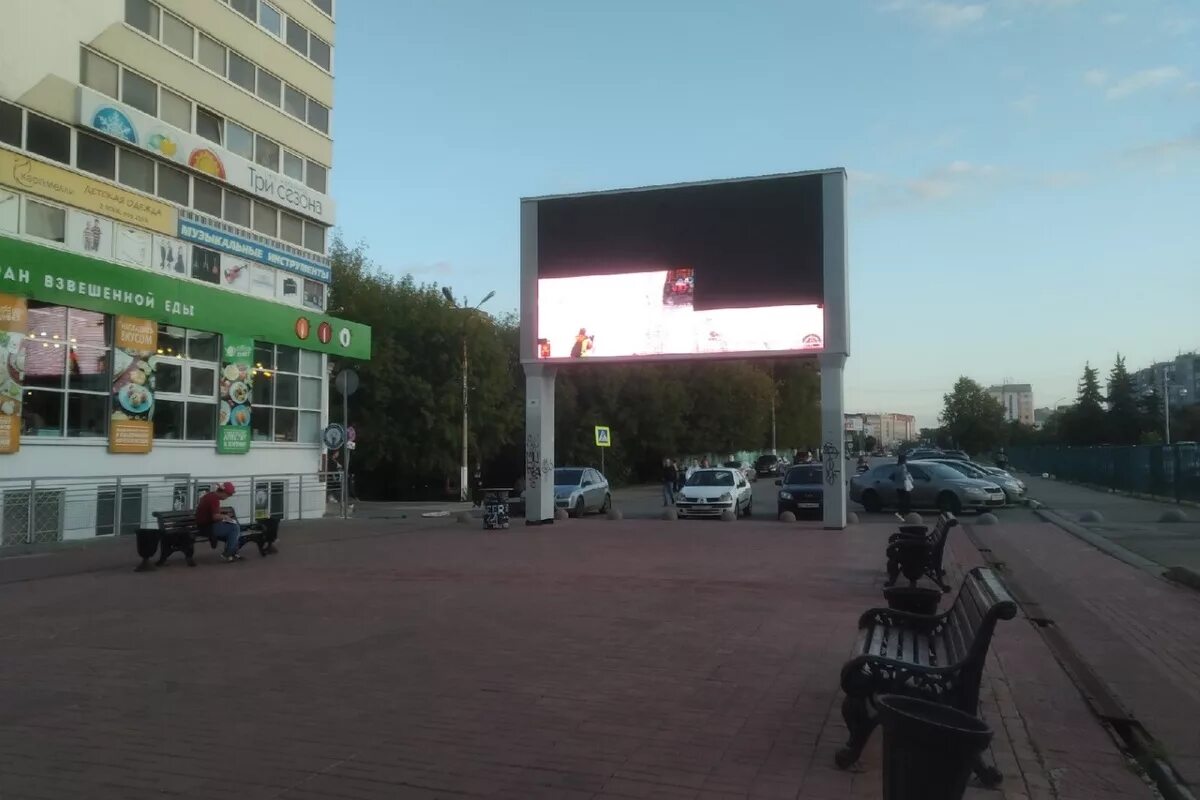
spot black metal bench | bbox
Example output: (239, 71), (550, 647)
(836, 566), (1017, 786)
(134, 508), (280, 571)
(884, 512), (957, 591)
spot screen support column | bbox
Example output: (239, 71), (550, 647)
(524, 363), (557, 524)
(820, 352), (848, 530)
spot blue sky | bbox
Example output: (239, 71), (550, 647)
(332, 0), (1200, 427)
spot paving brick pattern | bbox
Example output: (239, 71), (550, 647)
(0, 518), (1148, 799)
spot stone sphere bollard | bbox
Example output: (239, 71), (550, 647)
(1078, 510), (1104, 523)
(976, 513), (999, 525)
(662, 507), (678, 521)
(455, 511), (472, 524)
(605, 508), (623, 520)
(847, 512), (860, 524)
(720, 509), (736, 522)
(554, 507), (569, 521)
(903, 512), (923, 525)
(1160, 509), (1188, 523)
(778, 511), (797, 523)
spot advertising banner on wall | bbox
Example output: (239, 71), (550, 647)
(218, 337), (253, 454)
(0, 293), (28, 454)
(177, 216), (332, 283)
(78, 87), (335, 226)
(0, 146), (175, 235)
(0, 236), (372, 359)
(109, 316), (157, 454)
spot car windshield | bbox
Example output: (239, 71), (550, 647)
(921, 463), (973, 481)
(687, 470), (734, 487)
(785, 466), (823, 484)
(939, 460), (985, 477)
(755, 455), (778, 467)
(554, 469), (583, 486)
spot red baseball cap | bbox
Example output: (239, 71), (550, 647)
(220, 482), (236, 495)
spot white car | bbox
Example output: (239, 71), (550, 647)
(676, 468), (753, 518)
(722, 460), (756, 482)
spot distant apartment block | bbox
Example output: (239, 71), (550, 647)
(844, 413), (916, 449)
(988, 384), (1034, 426)
(1132, 353), (1199, 409)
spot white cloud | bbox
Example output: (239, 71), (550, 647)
(1010, 93), (1038, 114)
(1083, 69), (1109, 87)
(852, 161), (1088, 210)
(1105, 66), (1184, 99)
(883, 1), (987, 29)
(1121, 129), (1200, 170)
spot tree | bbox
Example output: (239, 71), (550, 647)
(940, 377), (1006, 455)
(1140, 386), (1165, 443)
(1106, 355), (1142, 445)
(864, 435), (877, 453)
(1059, 363), (1107, 445)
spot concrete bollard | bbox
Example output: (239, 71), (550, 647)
(720, 509), (736, 522)
(554, 507), (569, 521)
(904, 512), (923, 525)
(847, 512), (859, 524)
(455, 511), (473, 524)
(661, 507), (678, 521)
(1159, 509), (1188, 523)
(976, 513), (999, 525)
(778, 511), (797, 523)
(605, 508), (623, 521)
(1078, 510), (1104, 523)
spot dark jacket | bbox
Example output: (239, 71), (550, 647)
(662, 464), (677, 483)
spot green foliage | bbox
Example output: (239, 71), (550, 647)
(1059, 363), (1108, 445)
(863, 435), (877, 453)
(1105, 355), (1142, 445)
(941, 377), (1006, 455)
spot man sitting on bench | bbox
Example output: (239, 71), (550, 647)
(197, 482), (241, 563)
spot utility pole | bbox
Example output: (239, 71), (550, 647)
(443, 287), (495, 502)
(1164, 370), (1171, 446)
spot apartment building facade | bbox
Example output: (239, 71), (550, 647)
(987, 383), (1034, 426)
(0, 0), (370, 543)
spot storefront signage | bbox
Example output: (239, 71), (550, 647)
(0, 146), (175, 235)
(109, 316), (157, 454)
(78, 87), (336, 226)
(0, 293), (27, 454)
(0, 236), (371, 359)
(178, 219), (331, 283)
(218, 337), (253, 454)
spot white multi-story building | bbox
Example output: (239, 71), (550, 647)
(0, 0), (369, 544)
(987, 384), (1034, 426)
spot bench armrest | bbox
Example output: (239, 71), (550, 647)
(856, 606), (946, 631)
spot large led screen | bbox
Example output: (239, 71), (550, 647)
(533, 173), (828, 362)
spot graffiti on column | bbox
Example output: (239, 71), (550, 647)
(822, 441), (842, 486)
(525, 434), (541, 490)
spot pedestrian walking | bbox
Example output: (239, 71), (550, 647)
(661, 458), (677, 506)
(895, 453), (914, 519)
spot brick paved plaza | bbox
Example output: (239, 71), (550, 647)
(0, 517), (1151, 799)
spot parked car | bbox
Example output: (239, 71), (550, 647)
(553, 467), (611, 517)
(849, 460), (1005, 514)
(754, 453), (783, 478)
(942, 449), (971, 461)
(677, 468), (753, 518)
(929, 458), (1024, 504)
(723, 460), (756, 482)
(776, 464), (824, 516)
(904, 448), (944, 460)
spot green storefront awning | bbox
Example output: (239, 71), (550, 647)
(0, 235), (371, 360)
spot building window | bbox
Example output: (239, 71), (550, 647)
(161, 11), (195, 57)
(309, 36), (331, 71)
(223, 192), (251, 227)
(193, 178), (223, 216)
(228, 52), (256, 93)
(253, 343), (321, 443)
(192, 245), (220, 284)
(231, 0), (257, 21)
(121, 70), (158, 116)
(157, 163), (189, 205)
(24, 200), (66, 243)
(254, 135), (279, 171)
(158, 87), (192, 131)
(255, 69), (282, 106)
(118, 149), (156, 194)
(306, 100), (329, 134)
(80, 50), (119, 98)
(285, 18), (308, 55)
(252, 201), (277, 237)
(0, 101), (21, 147)
(77, 132), (117, 179)
(125, 0), (160, 38)
(282, 150), (304, 181)
(196, 106), (223, 144)
(311, 0), (333, 17)
(25, 114), (71, 164)
(198, 33), (227, 76)
(283, 85), (306, 121)
(259, 1), (282, 36)
(20, 305), (111, 438)
(279, 212), (303, 246)
(305, 162), (327, 194)
(153, 325), (220, 441)
(225, 121), (254, 161)
(303, 222), (326, 254)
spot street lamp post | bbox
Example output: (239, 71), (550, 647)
(443, 287), (495, 501)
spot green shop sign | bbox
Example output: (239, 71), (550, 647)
(0, 236), (371, 359)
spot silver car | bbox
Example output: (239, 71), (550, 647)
(849, 460), (1006, 514)
(553, 467), (612, 517)
(929, 459), (1025, 504)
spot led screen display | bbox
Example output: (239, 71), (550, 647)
(533, 173), (827, 361)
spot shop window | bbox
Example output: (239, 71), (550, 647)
(77, 132), (117, 180)
(259, 1), (282, 36)
(228, 52), (256, 94)
(303, 279), (324, 310)
(192, 245), (221, 284)
(153, 324), (220, 441)
(283, 150), (304, 182)
(26, 114), (71, 164)
(121, 70), (158, 117)
(194, 178), (223, 216)
(24, 200), (66, 243)
(253, 343), (321, 443)
(283, 85), (306, 121)
(256, 69), (281, 106)
(196, 106), (223, 145)
(125, 0), (160, 38)
(225, 121), (254, 161)
(285, 18), (308, 55)
(306, 162), (327, 194)
(277, 346), (299, 373)
(309, 36), (331, 71)
(118, 150), (156, 194)
(307, 100), (329, 134)
(162, 11), (195, 58)
(188, 330), (220, 362)
(81, 50), (119, 98)
(223, 192), (251, 227)
(0, 100), (21, 147)
(254, 135), (279, 171)
(160, 87), (192, 131)
(252, 201), (277, 237)
(279, 212), (303, 246)
(300, 349), (322, 376)
(198, 34), (227, 76)
(303, 222), (326, 254)
(19, 305), (111, 438)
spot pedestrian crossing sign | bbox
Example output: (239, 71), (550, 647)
(594, 426), (611, 447)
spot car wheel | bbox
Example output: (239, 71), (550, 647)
(861, 490), (882, 513)
(572, 497), (585, 518)
(938, 491), (962, 515)
(600, 493), (611, 513)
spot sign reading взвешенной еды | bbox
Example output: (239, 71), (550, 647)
(0, 234), (371, 360)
